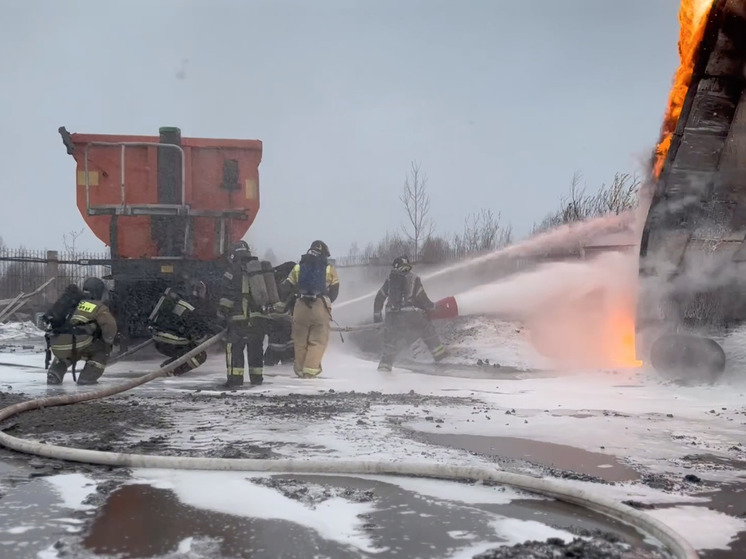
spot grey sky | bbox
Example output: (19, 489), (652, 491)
(0, 0), (680, 262)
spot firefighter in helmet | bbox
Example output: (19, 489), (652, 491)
(373, 256), (446, 371)
(218, 241), (270, 387)
(45, 277), (118, 385)
(147, 273), (218, 375)
(280, 240), (340, 378)
(264, 260), (297, 366)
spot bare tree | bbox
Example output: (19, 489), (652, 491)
(62, 228), (86, 256)
(419, 235), (452, 264)
(591, 172), (640, 215)
(376, 231), (411, 264)
(453, 209), (512, 257)
(400, 161), (433, 260)
(532, 171), (640, 234)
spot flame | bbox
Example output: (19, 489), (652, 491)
(524, 288), (643, 370)
(653, 0), (716, 178)
(605, 307), (643, 368)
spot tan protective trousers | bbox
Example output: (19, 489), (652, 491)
(291, 297), (330, 377)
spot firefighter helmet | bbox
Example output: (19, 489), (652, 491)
(81, 277), (106, 300)
(309, 240), (330, 258)
(392, 256), (412, 273)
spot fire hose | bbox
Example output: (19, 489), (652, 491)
(0, 330), (697, 559)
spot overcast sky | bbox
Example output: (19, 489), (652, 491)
(0, 0), (680, 262)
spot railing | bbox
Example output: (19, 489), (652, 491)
(83, 141), (186, 214)
(0, 249), (111, 314)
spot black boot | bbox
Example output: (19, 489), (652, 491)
(249, 374), (264, 386)
(47, 359), (67, 385)
(160, 356), (177, 368)
(77, 362), (104, 385)
(225, 374), (244, 388)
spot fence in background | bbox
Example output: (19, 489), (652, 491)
(0, 248), (111, 316)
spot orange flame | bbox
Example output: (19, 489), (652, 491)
(653, 0), (716, 178)
(605, 307), (643, 368)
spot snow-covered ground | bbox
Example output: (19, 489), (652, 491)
(0, 320), (44, 344)
(1, 317), (746, 557)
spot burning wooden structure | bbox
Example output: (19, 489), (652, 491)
(637, 0), (746, 370)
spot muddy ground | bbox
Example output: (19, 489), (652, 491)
(0, 388), (714, 558)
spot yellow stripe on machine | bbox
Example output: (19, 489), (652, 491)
(77, 170), (99, 186)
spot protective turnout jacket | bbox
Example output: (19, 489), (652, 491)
(374, 270), (434, 315)
(218, 258), (266, 321)
(149, 288), (213, 344)
(49, 298), (117, 353)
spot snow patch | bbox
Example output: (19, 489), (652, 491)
(44, 473), (98, 511)
(131, 470), (381, 553)
(36, 545), (59, 559)
(360, 475), (545, 505)
(0, 321), (43, 342)
(177, 537), (193, 553)
(492, 517), (577, 545)
(647, 505), (746, 551)
(6, 525), (35, 534)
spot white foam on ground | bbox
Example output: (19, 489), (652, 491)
(359, 475), (545, 505)
(6, 525), (35, 534)
(43, 473), (97, 511)
(0, 321), (44, 342)
(442, 519), (577, 559)
(130, 469), (381, 553)
(36, 545), (59, 559)
(647, 505), (746, 551)
(3, 312), (746, 553)
(437, 316), (551, 369)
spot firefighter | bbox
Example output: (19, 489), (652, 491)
(264, 261), (296, 366)
(280, 240), (340, 378)
(45, 277), (118, 385)
(218, 241), (270, 387)
(373, 256), (447, 371)
(147, 274), (218, 376)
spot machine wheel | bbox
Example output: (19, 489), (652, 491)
(649, 333), (726, 384)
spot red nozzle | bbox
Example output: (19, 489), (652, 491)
(428, 296), (459, 320)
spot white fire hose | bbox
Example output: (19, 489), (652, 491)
(0, 330), (698, 559)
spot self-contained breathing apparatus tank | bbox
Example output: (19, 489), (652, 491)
(244, 260), (281, 307)
(43, 284), (85, 330)
(262, 261), (280, 304)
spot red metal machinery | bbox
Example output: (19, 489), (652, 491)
(59, 126), (263, 346)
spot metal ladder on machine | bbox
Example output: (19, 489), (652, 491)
(80, 141), (248, 257)
(79, 140), (250, 349)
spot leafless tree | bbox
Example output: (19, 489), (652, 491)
(62, 228), (85, 256)
(453, 209), (513, 257)
(376, 231), (411, 263)
(419, 235), (452, 264)
(532, 171), (640, 234)
(362, 243), (376, 259)
(400, 161), (433, 260)
(591, 172), (640, 215)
